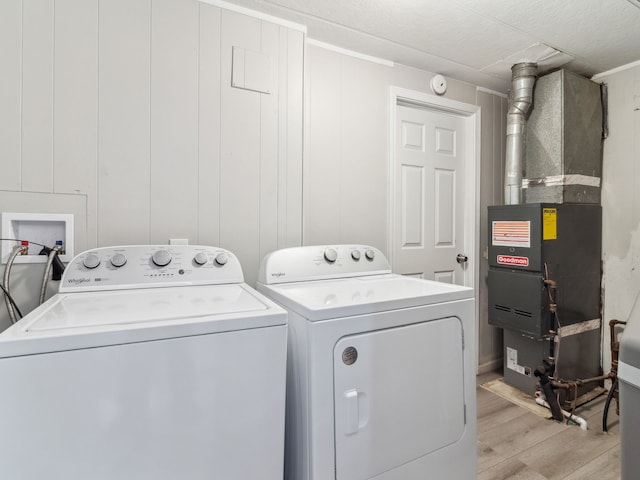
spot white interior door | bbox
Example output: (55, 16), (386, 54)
(333, 318), (465, 480)
(393, 104), (468, 284)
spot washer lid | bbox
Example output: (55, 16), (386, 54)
(0, 284), (286, 357)
(259, 274), (473, 321)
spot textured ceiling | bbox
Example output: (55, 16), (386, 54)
(221, 0), (640, 92)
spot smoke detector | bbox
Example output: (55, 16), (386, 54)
(430, 74), (447, 95)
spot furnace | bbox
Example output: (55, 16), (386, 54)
(488, 203), (602, 406)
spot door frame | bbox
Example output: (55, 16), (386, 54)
(388, 86), (481, 370)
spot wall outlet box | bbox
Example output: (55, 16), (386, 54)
(1, 213), (74, 264)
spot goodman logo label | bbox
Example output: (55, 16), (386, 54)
(497, 255), (529, 267)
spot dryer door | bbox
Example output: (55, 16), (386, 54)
(333, 317), (465, 480)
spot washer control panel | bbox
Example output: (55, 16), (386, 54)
(60, 245), (244, 292)
(258, 245), (391, 285)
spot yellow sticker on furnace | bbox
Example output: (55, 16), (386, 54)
(543, 208), (557, 240)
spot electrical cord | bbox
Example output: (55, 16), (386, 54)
(0, 283), (23, 319)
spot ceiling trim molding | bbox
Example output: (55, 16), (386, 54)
(306, 39), (394, 67)
(592, 59), (640, 81)
(198, 0), (307, 32)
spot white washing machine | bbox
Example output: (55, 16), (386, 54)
(257, 245), (476, 480)
(0, 245), (287, 480)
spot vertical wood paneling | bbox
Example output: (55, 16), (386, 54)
(197, 3), (222, 247)
(304, 46), (342, 245)
(98, 0), (151, 246)
(477, 89), (499, 368)
(54, 0), (98, 247)
(496, 97), (508, 203)
(0, 0), (22, 191)
(54, 0), (98, 194)
(280, 29), (304, 248)
(340, 56), (389, 248)
(277, 28), (289, 248)
(220, 10), (261, 284)
(259, 21), (280, 262)
(150, 0), (199, 244)
(22, 0), (54, 192)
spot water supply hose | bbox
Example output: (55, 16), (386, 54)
(39, 245), (62, 305)
(3, 244), (27, 324)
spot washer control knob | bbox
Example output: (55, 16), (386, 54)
(324, 248), (338, 263)
(214, 252), (228, 266)
(83, 253), (101, 270)
(110, 253), (127, 268)
(194, 252), (208, 266)
(365, 249), (375, 261)
(351, 250), (361, 261)
(152, 249), (172, 267)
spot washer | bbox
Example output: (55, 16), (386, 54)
(0, 245), (287, 480)
(257, 245), (476, 480)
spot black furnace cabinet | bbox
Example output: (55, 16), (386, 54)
(488, 203), (602, 397)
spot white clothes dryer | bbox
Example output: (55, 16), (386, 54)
(257, 245), (476, 480)
(0, 245), (287, 480)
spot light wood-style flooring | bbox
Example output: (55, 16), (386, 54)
(477, 372), (621, 480)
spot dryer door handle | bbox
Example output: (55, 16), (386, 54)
(344, 389), (359, 435)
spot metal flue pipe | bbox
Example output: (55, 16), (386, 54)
(504, 63), (538, 204)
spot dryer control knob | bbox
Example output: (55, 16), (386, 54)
(351, 250), (361, 261)
(152, 249), (172, 267)
(83, 253), (101, 269)
(194, 252), (208, 266)
(365, 249), (375, 261)
(110, 253), (127, 268)
(324, 248), (338, 263)
(214, 252), (228, 266)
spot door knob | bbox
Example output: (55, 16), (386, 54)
(456, 254), (468, 264)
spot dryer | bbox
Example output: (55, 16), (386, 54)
(257, 245), (476, 480)
(0, 245), (287, 480)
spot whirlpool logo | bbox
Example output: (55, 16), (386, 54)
(67, 277), (91, 284)
(271, 272), (286, 278)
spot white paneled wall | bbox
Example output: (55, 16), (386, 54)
(0, 1), (22, 191)
(198, 4), (222, 246)
(599, 65), (640, 376)
(150, 0), (200, 244)
(0, 0), (303, 329)
(1, 0), (511, 366)
(477, 90), (508, 372)
(98, 0), (151, 246)
(304, 45), (479, 251)
(220, 12), (264, 283)
(305, 45), (506, 368)
(22, 0), (54, 193)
